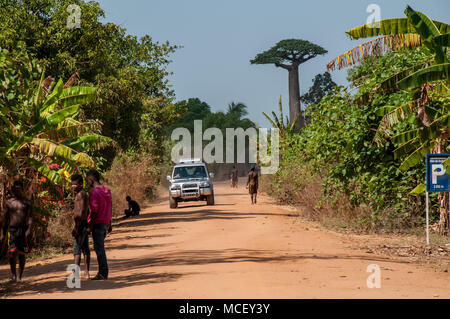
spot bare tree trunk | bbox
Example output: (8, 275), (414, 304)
(288, 65), (304, 130)
(434, 137), (449, 235)
(438, 192), (449, 235)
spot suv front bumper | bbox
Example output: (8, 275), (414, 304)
(170, 186), (213, 199)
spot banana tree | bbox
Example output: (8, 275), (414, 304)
(263, 95), (298, 139)
(0, 49), (112, 253)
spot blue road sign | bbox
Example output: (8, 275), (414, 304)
(426, 154), (450, 192)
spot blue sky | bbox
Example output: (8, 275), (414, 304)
(96, 0), (450, 127)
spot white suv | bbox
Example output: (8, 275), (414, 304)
(167, 159), (215, 209)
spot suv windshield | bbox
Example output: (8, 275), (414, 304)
(173, 165), (207, 179)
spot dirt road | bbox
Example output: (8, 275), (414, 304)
(1, 182), (449, 298)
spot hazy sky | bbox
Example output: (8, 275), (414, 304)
(96, 0), (450, 127)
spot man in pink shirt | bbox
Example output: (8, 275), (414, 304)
(86, 170), (112, 280)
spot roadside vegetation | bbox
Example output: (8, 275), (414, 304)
(0, 0), (182, 259)
(264, 6), (450, 238)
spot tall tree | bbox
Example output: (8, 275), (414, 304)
(251, 39), (327, 129)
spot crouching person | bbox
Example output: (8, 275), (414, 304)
(124, 196), (140, 218)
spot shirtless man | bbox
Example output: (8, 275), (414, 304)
(246, 167), (259, 204)
(0, 181), (33, 282)
(71, 174), (90, 279)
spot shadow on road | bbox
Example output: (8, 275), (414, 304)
(0, 246), (412, 297)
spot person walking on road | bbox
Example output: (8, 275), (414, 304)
(246, 166), (259, 204)
(230, 166), (238, 188)
(86, 170), (112, 280)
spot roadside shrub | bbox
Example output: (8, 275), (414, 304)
(103, 152), (160, 217)
(44, 203), (74, 250)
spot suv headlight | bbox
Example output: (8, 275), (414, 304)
(200, 182), (210, 188)
(171, 185), (181, 190)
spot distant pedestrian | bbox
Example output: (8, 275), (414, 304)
(230, 166), (238, 188)
(124, 196), (140, 218)
(70, 174), (90, 279)
(1, 181), (33, 282)
(246, 167), (259, 204)
(86, 170), (112, 280)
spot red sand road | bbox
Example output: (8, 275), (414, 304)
(0, 182), (449, 298)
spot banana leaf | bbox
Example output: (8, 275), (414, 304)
(398, 63), (450, 89)
(61, 134), (114, 152)
(57, 87), (97, 109)
(40, 79), (64, 114)
(346, 18), (450, 40)
(30, 138), (74, 159)
(404, 6), (447, 63)
(434, 33), (450, 47)
(27, 158), (63, 185)
(398, 141), (434, 171)
(410, 183), (426, 195)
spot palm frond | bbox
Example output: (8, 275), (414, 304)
(398, 140), (433, 171)
(345, 18), (450, 40)
(327, 34), (422, 71)
(61, 134), (114, 152)
(398, 63), (450, 89)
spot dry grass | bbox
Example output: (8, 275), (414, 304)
(45, 205), (74, 248)
(103, 153), (160, 217)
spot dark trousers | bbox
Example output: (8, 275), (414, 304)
(124, 209), (139, 217)
(92, 223), (109, 278)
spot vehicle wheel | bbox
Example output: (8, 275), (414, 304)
(206, 191), (215, 205)
(169, 194), (178, 209)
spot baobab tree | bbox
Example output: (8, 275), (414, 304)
(251, 39), (327, 129)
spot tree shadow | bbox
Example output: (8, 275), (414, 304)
(0, 246), (413, 298)
(112, 208), (296, 230)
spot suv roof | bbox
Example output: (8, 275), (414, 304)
(178, 158), (202, 164)
(173, 162), (207, 168)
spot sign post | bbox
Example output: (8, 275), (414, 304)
(426, 191), (429, 245)
(425, 154), (450, 245)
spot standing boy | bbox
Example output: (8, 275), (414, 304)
(71, 174), (90, 279)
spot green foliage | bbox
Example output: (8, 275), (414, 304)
(250, 39), (327, 66)
(0, 48), (111, 249)
(345, 18), (450, 40)
(272, 47), (442, 231)
(262, 96), (297, 141)
(300, 72), (337, 107)
(166, 98), (256, 137)
(0, 49), (110, 179)
(0, 0), (179, 165)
